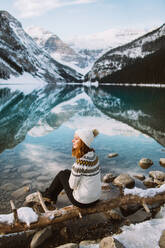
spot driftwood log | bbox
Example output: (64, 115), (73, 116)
(1, 188), (165, 235)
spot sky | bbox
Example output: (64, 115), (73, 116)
(0, 0), (165, 41)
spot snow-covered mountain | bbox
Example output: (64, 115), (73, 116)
(26, 26), (148, 75)
(86, 24), (165, 84)
(67, 27), (150, 50)
(0, 11), (82, 83)
(26, 26), (94, 74)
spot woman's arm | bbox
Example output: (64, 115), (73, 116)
(69, 162), (81, 189)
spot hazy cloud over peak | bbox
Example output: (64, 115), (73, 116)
(14, 0), (97, 18)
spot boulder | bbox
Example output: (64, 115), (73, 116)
(108, 153), (118, 158)
(103, 173), (116, 183)
(11, 186), (30, 198)
(100, 236), (126, 248)
(139, 158), (153, 169)
(126, 208), (151, 224)
(160, 158), (165, 168)
(0, 183), (17, 191)
(149, 171), (165, 181)
(133, 173), (145, 181)
(113, 174), (135, 189)
(159, 230), (165, 248)
(143, 177), (157, 188)
(30, 226), (52, 248)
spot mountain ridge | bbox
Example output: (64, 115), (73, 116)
(0, 11), (82, 83)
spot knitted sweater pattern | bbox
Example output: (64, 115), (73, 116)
(69, 151), (101, 204)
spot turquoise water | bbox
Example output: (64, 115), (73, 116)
(0, 83), (165, 211)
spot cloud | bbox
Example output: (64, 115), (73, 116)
(14, 0), (97, 18)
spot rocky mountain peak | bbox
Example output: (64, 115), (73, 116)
(0, 11), (82, 82)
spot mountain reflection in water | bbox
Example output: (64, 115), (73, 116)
(0, 83), (165, 212)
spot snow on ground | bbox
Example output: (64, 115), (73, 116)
(113, 205), (165, 248)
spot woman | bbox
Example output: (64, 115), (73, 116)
(27, 128), (101, 209)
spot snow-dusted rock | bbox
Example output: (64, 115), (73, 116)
(149, 171), (165, 181)
(143, 177), (157, 188)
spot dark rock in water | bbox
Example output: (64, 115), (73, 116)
(159, 230), (165, 248)
(100, 236), (126, 248)
(160, 158), (165, 168)
(108, 153), (118, 158)
(139, 158), (153, 169)
(113, 174), (135, 189)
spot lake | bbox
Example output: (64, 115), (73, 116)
(0, 83), (165, 213)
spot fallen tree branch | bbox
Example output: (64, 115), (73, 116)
(1, 189), (165, 234)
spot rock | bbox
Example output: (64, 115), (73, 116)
(79, 240), (98, 246)
(126, 208), (151, 224)
(160, 158), (165, 168)
(106, 209), (123, 220)
(108, 153), (118, 158)
(0, 183), (17, 191)
(133, 173), (145, 181)
(22, 180), (32, 186)
(159, 230), (165, 248)
(113, 174), (135, 189)
(143, 177), (157, 188)
(56, 243), (78, 248)
(101, 182), (111, 191)
(139, 158), (153, 169)
(11, 186), (30, 198)
(154, 178), (165, 186)
(149, 171), (165, 181)
(30, 226), (52, 248)
(100, 236), (126, 248)
(103, 173), (116, 183)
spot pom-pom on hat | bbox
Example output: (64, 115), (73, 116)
(75, 128), (99, 148)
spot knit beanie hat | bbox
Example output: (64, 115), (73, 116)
(75, 128), (99, 148)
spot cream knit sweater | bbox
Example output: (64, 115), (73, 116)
(69, 151), (101, 204)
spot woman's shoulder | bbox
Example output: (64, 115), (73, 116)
(81, 151), (97, 161)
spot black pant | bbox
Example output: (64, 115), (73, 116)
(44, 169), (98, 208)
